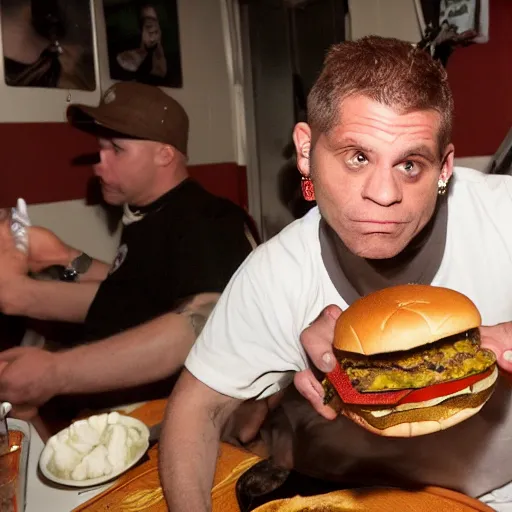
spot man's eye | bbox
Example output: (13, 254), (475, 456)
(347, 152), (368, 168)
(398, 160), (420, 176)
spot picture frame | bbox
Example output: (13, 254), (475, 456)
(0, 0), (101, 122)
(102, 0), (183, 88)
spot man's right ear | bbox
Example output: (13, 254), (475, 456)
(292, 122), (312, 178)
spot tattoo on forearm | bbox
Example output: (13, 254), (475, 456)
(176, 298), (218, 337)
(188, 311), (209, 336)
(208, 403), (224, 428)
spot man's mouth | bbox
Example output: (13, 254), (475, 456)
(100, 182), (117, 193)
(354, 220), (406, 225)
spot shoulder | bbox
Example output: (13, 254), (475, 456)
(451, 166), (512, 191)
(185, 182), (249, 223)
(447, 168), (512, 241)
(450, 166), (512, 205)
(236, 207), (322, 283)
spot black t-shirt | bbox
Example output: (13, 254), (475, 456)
(83, 179), (254, 342)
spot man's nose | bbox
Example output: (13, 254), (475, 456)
(93, 151), (106, 174)
(361, 167), (402, 206)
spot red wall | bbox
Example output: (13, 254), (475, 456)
(0, 123), (248, 209)
(447, 0), (511, 157)
(2, 124), (97, 207)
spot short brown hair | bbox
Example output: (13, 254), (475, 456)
(308, 36), (454, 154)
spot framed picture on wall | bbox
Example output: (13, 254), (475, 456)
(0, 0), (96, 91)
(103, 0), (183, 88)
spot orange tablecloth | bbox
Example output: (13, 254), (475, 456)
(72, 400), (494, 512)
(72, 401), (261, 512)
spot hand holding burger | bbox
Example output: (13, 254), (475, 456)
(296, 285), (500, 437)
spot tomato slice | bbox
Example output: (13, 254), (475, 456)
(327, 363), (494, 406)
(398, 367), (493, 405)
(327, 363), (411, 405)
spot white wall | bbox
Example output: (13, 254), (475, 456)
(95, 0), (236, 166)
(454, 156), (492, 172)
(27, 200), (121, 263)
(348, 0), (422, 42)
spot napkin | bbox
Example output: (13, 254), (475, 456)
(10, 198), (31, 254)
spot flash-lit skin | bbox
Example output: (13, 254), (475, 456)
(94, 138), (187, 207)
(293, 95), (454, 259)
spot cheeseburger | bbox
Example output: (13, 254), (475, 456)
(322, 284), (497, 437)
(252, 491), (362, 511)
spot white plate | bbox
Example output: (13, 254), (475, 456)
(39, 414), (150, 488)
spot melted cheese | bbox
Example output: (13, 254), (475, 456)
(367, 366), (498, 417)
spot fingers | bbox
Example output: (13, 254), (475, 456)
(0, 209), (10, 222)
(480, 324), (512, 374)
(295, 305), (342, 421)
(499, 351), (512, 374)
(481, 339), (512, 374)
(294, 369), (337, 421)
(300, 304), (342, 373)
(0, 210), (27, 264)
(0, 349), (28, 402)
(0, 213), (13, 243)
(10, 404), (38, 421)
(0, 347), (27, 363)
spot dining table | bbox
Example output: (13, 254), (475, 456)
(21, 399), (262, 512)
(20, 399), (497, 512)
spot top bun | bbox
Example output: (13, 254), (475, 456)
(334, 285), (481, 355)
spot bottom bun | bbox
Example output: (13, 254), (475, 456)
(343, 400), (489, 437)
(326, 366), (498, 437)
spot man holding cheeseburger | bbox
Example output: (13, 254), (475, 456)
(160, 36), (512, 511)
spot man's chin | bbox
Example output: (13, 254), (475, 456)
(346, 236), (411, 260)
(101, 190), (124, 206)
(359, 249), (405, 259)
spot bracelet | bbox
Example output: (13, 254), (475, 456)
(60, 252), (93, 282)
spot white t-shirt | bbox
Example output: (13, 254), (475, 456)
(185, 167), (512, 504)
(186, 167), (512, 399)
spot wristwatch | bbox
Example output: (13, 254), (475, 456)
(60, 252), (93, 282)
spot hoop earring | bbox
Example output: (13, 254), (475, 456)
(301, 176), (315, 201)
(437, 178), (448, 196)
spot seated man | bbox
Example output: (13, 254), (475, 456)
(0, 82), (255, 422)
(159, 36), (512, 511)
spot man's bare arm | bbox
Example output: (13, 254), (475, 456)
(0, 293), (220, 407)
(0, 276), (100, 323)
(159, 369), (241, 512)
(55, 293), (220, 394)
